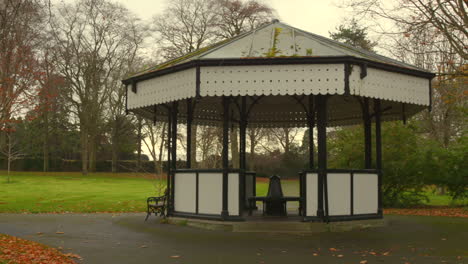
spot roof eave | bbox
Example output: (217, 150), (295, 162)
(121, 56), (435, 85)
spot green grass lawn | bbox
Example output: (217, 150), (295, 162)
(0, 172), (464, 213)
(0, 171), (164, 213)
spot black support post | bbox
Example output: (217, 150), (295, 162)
(308, 95), (315, 169)
(170, 101), (178, 214)
(316, 95), (328, 220)
(221, 97), (230, 219)
(166, 106), (172, 215)
(363, 98), (372, 169)
(239, 97), (247, 213)
(186, 99), (193, 168)
(374, 99), (383, 215)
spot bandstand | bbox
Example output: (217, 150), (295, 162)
(122, 20), (434, 222)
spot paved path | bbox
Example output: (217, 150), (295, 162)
(0, 213), (466, 264)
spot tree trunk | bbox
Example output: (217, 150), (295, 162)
(158, 123), (166, 174)
(249, 130), (256, 171)
(191, 124), (197, 168)
(111, 120), (118, 173)
(88, 134), (96, 172)
(43, 111), (49, 172)
(230, 127), (239, 168)
(81, 127), (88, 175)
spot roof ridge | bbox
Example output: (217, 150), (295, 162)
(279, 21), (427, 71)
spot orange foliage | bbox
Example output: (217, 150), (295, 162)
(0, 234), (79, 264)
(384, 207), (467, 218)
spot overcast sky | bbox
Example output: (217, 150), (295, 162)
(116, 0), (351, 37)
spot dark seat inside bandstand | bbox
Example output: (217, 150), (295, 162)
(265, 175), (287, 216)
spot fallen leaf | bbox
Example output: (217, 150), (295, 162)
(312, 253), (318, 256)
(170, 255), (180, 258)
(383, 251), (390, 256)
(56, 231), (65, 234)
(329, 248), (339, 252)
(360, 261), (368, 264)
(337, 254), (344, 258)
(63, 253), (83, 260)
(140, 245), (147, 248)
(441, 238), (447, 241)
(36, 232), (43, 235)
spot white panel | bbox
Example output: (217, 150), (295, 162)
(306, 173), (318, 217)
(174, 173), (196, 213)
(353, 173), (378, 215)
(127, 68), (196, 109)
(350, 67), (430, 105)
(228, 173), (239, 216)
(327, 173), (351, 216)
(198, 173), (222, 215)
(200, 64), (345, 97)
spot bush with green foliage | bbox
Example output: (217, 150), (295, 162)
(329, 122), (428, 207)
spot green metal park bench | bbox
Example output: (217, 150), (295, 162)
(145, 189), (168, 221)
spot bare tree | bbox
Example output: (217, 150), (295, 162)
(142, 120), (167, 174)
(341, 0), (467, 60)
(152, 0), (220, 60)
(1, 131), (23, 183)
(247, 127), (265, 170)
(48, 0), (146, 174)
(213, 0), (274, 39)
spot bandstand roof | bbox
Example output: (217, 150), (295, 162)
(123, 20), (435, 127)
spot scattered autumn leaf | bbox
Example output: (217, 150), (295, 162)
(63, 253), (83, 260)
(329, 248), (339, 252)
(360, 261), (368, 264)
(384, 208), (468, 218)
(312, 253), (318, 256)
(170, 255), (180, 258)
(0, 233), (78, 264)
(140, 245), (148, 248)
(337, 254), (344, 258)
(56, 231), (65, 234)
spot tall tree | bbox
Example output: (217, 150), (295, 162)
(0, 0), (48, 134)
(341, 0), (467, 60)
(152, 0), (219, 60)
(213, 0), (274, 39)
(48, 0), (146, 174)
(329, 19), (377, 51)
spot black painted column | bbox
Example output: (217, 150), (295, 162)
(166, 106), (172, 215)
(170, 101), (178, 214)
(363, 98), (372, 169)
(308, 95), (315, 169)
(186, 99), (193, 168)
(239, 97), (247, 213)
(374, 99), (383, 214)
(221, 97), (230, 219)
(316, 95), (328, 220)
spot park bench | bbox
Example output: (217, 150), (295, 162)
(144, 189), (168, 221)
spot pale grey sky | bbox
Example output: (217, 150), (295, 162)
(116, 0), (351, 37)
